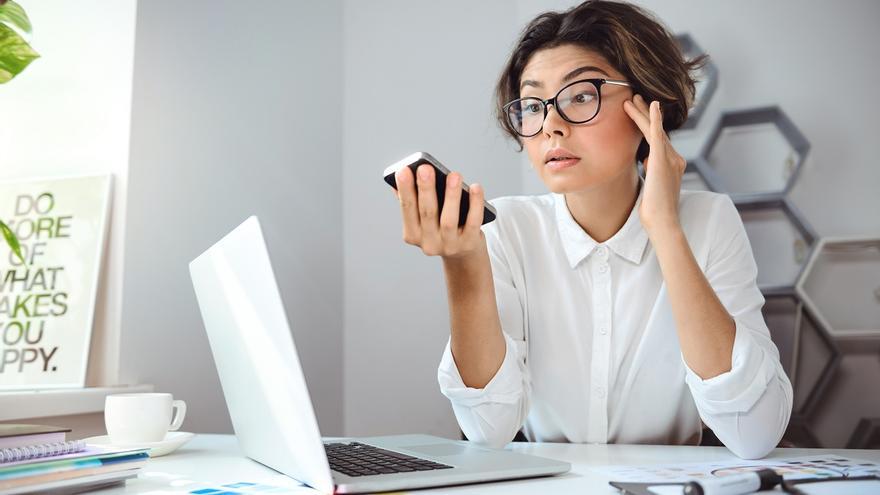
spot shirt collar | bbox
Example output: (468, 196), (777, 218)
(553, 177), (650, 269)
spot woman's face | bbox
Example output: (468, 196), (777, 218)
(518, 43), (642, 194)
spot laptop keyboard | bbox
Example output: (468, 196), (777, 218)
(324, 442), (453, 477)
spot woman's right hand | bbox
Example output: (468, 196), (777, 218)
(395, 164), (506, 390)
(393, 164), (487, 260)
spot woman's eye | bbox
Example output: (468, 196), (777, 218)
(523, 103), (542, 114)
(573, 93), (595, 104)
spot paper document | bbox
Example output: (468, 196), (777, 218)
(594, 454), (880, 483)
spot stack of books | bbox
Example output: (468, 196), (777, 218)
(0, 424), (150, 494)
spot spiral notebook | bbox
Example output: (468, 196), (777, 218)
(0, 424), (71, 450)
(0, 440), (86, 464)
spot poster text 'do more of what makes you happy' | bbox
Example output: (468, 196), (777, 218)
(2, 192), (72, 375)
(0, 175), (111, 390)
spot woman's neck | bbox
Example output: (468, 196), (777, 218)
(563, 167), (640, 243)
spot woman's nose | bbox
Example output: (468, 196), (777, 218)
(542, 104), (569, 138)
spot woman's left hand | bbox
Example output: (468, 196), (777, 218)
(623, 94), (686, 235)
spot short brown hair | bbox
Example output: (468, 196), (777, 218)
(495, 0), (707, 163)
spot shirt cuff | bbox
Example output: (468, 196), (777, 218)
(437, 332), (525, 408)
(683, 318), (778, 415)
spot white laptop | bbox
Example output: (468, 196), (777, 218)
(189, 216), (570, 494)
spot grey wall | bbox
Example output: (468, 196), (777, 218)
(517, 0), (880, 225)
(339, 0), (880, 444)
(585, 0), (880, 239)
(121, 0), (344, 435)
(341, 0), (524, 438)
(0, 0), (137, 393)
(117, 0), (879, 447)
(514, 0), (880, 448)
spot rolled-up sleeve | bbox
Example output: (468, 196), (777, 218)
(436, 217), (531, 449)
(683, 195), (794, 459)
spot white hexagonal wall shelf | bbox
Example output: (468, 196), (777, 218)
(796, 236), (880, 352)
(672, 32), (878, 448)
(681, 159), (712, 191)
(761, 289), (841, 417)
(674, 33), (718, 131)
(696, 106), (809, 201)
(736, 197), (817, 292)
(791, 298), (841, 416)
(762, 291), (800, 380)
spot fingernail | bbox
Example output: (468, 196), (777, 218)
(418, 166), (429, 180)
(449, 173), (460, 188)
(471, 183), (481, 194)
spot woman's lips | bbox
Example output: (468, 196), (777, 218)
(545, 157), (580, 171)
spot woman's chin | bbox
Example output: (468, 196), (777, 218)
(536, 165), (637, 195)
(540, 175), (601, 194)
(544, 182), (590, 195)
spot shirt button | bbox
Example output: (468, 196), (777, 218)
(598, 264), (608, 273)
(595, 386), (606, 398)
(596, 246), (607, 257)
(599, 327), (608, 335)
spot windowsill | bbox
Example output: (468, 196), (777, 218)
(0, 384), (154, 421)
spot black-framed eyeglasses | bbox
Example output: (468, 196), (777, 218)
(504, 78), (631, 138)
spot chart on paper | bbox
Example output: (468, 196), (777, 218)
(592, 454), (880, 483)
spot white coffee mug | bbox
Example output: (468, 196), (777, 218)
(104, 393), (186, 444)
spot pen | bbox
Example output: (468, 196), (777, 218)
(682, 468), (782, 495)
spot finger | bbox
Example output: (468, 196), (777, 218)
(463, 182), (485, 237)
(439, 172), (463, 240)
(649, 101), (668, 160)
(649, 100), (661, 139)
(633, 93), (651, 115)
(624, 95), (655, 173)
(416, 164), (442, 249)
(648, 99), (673, 146)
(395, 167), (421, 244)
(626, 94), (653, 134)
(623, 98), (651, 138)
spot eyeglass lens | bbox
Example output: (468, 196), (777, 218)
(508, 80), (601, 137)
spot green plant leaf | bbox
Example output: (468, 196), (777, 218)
(0, 220), (25, 265)
(0, 22), (38, 84)
(0, 1), (32, 34)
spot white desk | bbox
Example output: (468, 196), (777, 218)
(100, 434), (880, 494)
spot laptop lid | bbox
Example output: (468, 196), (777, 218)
(189, 216), (334, 494)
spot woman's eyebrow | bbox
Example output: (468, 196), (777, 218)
(563, 65), (611, 81)
(520, 65), (611, 90)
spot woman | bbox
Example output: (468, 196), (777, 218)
(392, 0), (791, 460)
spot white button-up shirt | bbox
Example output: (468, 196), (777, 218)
(437, 184), (793, 459)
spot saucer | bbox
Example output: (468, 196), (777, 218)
(83, 431), (195, 457)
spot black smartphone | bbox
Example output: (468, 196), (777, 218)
(383, 152), (497, 226)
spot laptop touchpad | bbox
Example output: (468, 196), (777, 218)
(405, 443), (484, 456)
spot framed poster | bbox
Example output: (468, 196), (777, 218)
(0, 174), (112, 389)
